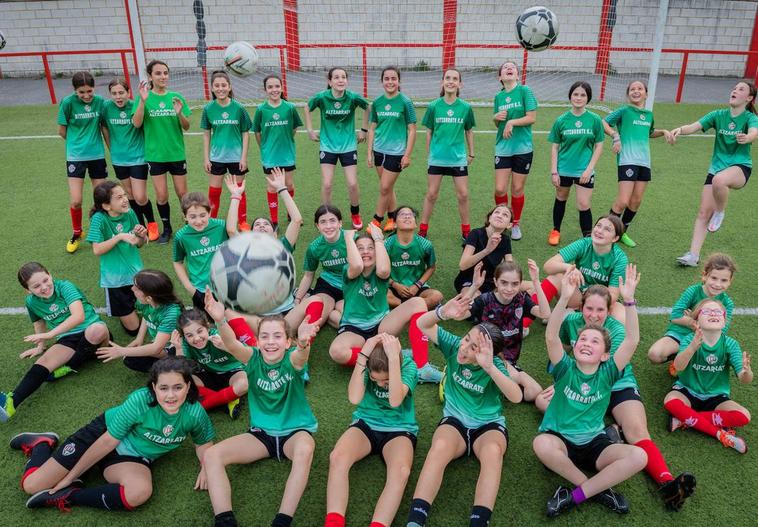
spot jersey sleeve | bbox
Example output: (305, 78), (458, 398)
(604, 107), (622, 127)
(404, 96), (417, 124)
(524, 85), (538, 111)
(303, 242), (319, 272)
(105, 390), (148, 440)
(547, 117), (561, 144)
(157, 305), (181, 335)
(593, 114), (605, 143)
(502, 234), (512, 257)
(670, 286), (696, 321)
(422, 103), (435, 130)
(558, 237), (586, 264)
(85, 213), (105, 243)
(307, 93), (322, 112)
(726, 337), (744, 375)
(551, 352), (571, 381)
(677, 332), (694, 353)
(698, 111), (717, 132)
(464, 105), (476, 130)
(400, 355), (419, 394)
(291, 105), (304, 128)
(240, 106), (253, 132)
(523, 293), (537, 317)
(199, 106), (211, 130)
(172, 234), (186, 263)
(59, 280), (85, 307)
(724, 295), (735, 332)
(57, 98), (70, 126)
(369, 102), (379, 124)
(492, 356), (510, 377)
(748, 112), (758, 130)
(25, 296), (41, 323)
(436, 326), (461, 360)
(251, 106), (263, 133)
(353, 92), (369, 110)
(608, 247), (628, 288)
(423, 239), (437, 267)
(177, 93), (192, 117)
(558, 318), (571, 346)
(189, 405), (216, 445)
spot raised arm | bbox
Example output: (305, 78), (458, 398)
(368, 223), (390, 279)
(415, 294), (471, 345)
(267, 168), (303, 247)
(349, 334), (384, 404)
(345, 229), (363, 280)
(475, 330), (522, 403)
(546, 269), (581, 366)
(204, 289), (253, 364)
(613, 264), (641, 372)
(528, 258), (551, 320)
(290, 316), (318, 370)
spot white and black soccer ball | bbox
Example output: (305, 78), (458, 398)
(515, 6), (559, 52)
(223, 41), (259, 77)
(209, 232), (295, 314)
(0, 30), (6, 51)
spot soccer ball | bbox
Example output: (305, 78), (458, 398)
(515, 6), (559, 52)
(0, 30), (6, 51)
(223, 41), (259, 77)
(209, 232), (296, 314)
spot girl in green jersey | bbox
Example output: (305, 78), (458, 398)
(670, 81), (758, 267)
(664, 299), (753, 454)
(0, 263), (109, 422)
(533, 267), (646, 518)
(13, 357), (214, 512)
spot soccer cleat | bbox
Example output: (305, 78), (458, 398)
(66, 232), (84, 254)
(156, 228), (172, 245)
(351, 214), (363, 230)
(546, 486), (575, 517)
(146, 222), (160, 242)
(227, 398), (241, 420)
(619, 232), (637, 248)
(417, 362), (444, 384)
(48, 366), (76, 382)
(676, 252), (699, 267)
(511, 224), (522, 241)
(438, 365), (447, 403)
(0, 391), (16, 422)
(707, 210), (725, 233)
(369, 218), (382, 230)
(383, 218), (396, 232)
(659, 472), (696, 511)
(26, 486), (77, 511)
(717, 429), (747, 454)
(604, 424), (624, 444)
(592, 487), (630, 514)
(10, 432), (60, 454)
(238, 221), (251, 232)
(668, 415), (685, 433)
(548, 229), (561, 246)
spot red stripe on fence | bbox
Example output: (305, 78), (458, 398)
(442, 0), (457, 70)
(282, 0), (300, 71)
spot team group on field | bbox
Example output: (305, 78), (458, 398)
(3, 59), (755, 526)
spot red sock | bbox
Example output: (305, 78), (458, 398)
(228, 317), (257, 347)
(634, 439), (673, 484)
(199, 385), (238, 410)
(664, 399), (720, 437)
(208, 186), (222, 218)
(324, 512), (345, 527)
(238, 189), (247, 223)
(700, 410), (750, 428)
(305, 300), (324, 324)
(523, 279), (558, 328)
(494, 192), (508, 206)
(461, 223), (471, 238)
(419, 223), (429, 237)
(409, 312), (429, 368)
(20, 466), (39, 489)
(369, 522), (386, 527)
(70, 207), (82, 234)
(267, 191), (279, 224)
(288, 188), (295, 198)
(511, 194), (525, 224)
(345, 347), (362, 367)
(198, 386), (214, 403)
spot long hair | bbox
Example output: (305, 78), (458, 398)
(133, 270), (182, 307)
(146, 357), (199, 407)
(210, 70), (234, 99)
(89, 181), (122, 218)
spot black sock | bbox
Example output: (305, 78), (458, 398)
(12, 364), (50, 407)
(387, 209), (396, 220)
(121, 322), (140, 337)
(552, 199), (567, 231)
(621, 208), (637, 231)
(156, 202), (172, 231)
(609, 208), (621, 217)
(374, 214), (384, 223)
(469, 505), (492, 526)
(271, 512), (293, 527)
(26, 441), (53, 472)
(215, 511), (239, 527)
(66, 335), (100, 370)
(129, 200), (144, 225)
(350, 204), (360, 215)
(579, 208), (593, 237)
(123, 356), (158, 373)
(142, 200), (156, 223)
(69, 483), (129, 510)
(407, 498), (432, 526)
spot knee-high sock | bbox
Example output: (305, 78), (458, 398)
(209, 186), (222, 218)
(700, 410), (750, 428)
(664, 399), (720, 437)
(69, 483), (133, 510)
(511, 194), (525, 224)
(199, 386), (238, 410)
(228, 317), (257, 347)
(267, 191), (279, 224)
(552, 199), (566, 231)
(409, 312), (429, 368)
(634, 439), (673, 484)
(12, 364), (50, 407)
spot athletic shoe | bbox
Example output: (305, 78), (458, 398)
(438, 365), (447, 403)
(620, 232), (637, 248)
(383, 218), (396, 232)
(10, 432), (59, 454)
(511, 224), (522, 240)
(668, 362), (679, 377)
(146, 222), (160, 242)
(676, 252), (699, 267)
(238, 221), (251, 232)
(65, 231), (84, 254)
(47, 366), (76, 382)
(548, 229), (561, 246)
(157, 228), (172, 245)
(659, 472), (696, 511)
(592, 487), (630, 514)
(351, 214), (363, 230)
(227, 398), (241, 420)
(707, 210), (725, 233)
(417, 362), (444, 384)
(668, 415), (685, 433)
(370, 218), (382, 230)
(717, 429), (747, 454)
(546, 486), (575, 517)
(26, 486), (77, 511)
(0, 391), (16, 422)
(604, 424), (624, 444)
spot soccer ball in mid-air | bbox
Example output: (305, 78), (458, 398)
(223, 41), (259, 77)
(209, 232), (295, 314)
(515, 6), (559, 52)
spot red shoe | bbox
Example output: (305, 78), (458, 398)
(351, 214), (363, 230)
(548, 229), (561, 246)
(146, 222), (160, 242)
(238, 221), (251, 232)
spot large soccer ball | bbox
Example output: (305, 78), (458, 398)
(223, 41), (259, 77)
(515, 6), (559, 52)
(209, 232), (295, 314)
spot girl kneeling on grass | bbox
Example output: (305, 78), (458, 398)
(532, 266), (646, 518)
(203, 291), (319, 527)
(324, 333), (418, 527)
(404, 296), (522, 527)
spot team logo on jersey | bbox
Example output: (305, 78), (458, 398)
(116, 223), (124, 233)
(162, 425), (174, 436)
(200, 236), (210, 247)
(50, 304), (59, 312)
(401, 252), (410, 260)
(626, 168), (634, 178)
(320, 151), (326, 160)
(515, 307), (523, 319)
(334, 102), (342, 109)
(120, 111), (127, 119)
(331, 249), (339, 258)
(706, 353), (718, 365)
(447, 109), (454, 117)
(268, 369), (280, 380)
(728, 122), (736, 130)
(505, 97), (511, 103)
(222, 112), (229, 119)
(575, 120), (582, 128)
(363, 282), (372, 291)
(159, 102), (166, 109)
(385, 104), (391, 111)
(84, 105), (91, 112)
(592, 261), (600, 270)
(68, 164), (76, 174)
(580, 382), (591, 396)
(639, 114), (646, 120)
(62, 443), (76, 456)
(462, 368), (472, 380)
(272, 113), (280, 121)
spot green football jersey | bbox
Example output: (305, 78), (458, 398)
(605, 105), (654, 168)
(437, 327), (510, 429)
(340, 268), (389, 330)
(370, 93), (417, 156)
(136, 301), (181, 342)
(181, 328), (244, 373)
(422, 97), (476, 167)
(666, 284), (734, 341)
(172, 218), (229, 292)
(26, 279), (101, 338)
(352, 354), (418, 434)
(385, 234), (436, 286)
(252, 100), (303, 168)
(559, 237), (628, 292)
(244, 347), (318, 435)
(308, 89), (368, 153)
(57, 93), (105, 161)
(86, 210), (144, 288)
(200, 99), (252, 163)
(548, 110), (605, 177)
(100, 99), (145, 166)
(699, 109), (758, 174)
(303, 231), (348, 290)
(493, 84), (538, 156)
(539, 352), (621, 445)
(105, 387), (215, 461)
(675, 333), (743, 398)
(133, 91), (191, 162)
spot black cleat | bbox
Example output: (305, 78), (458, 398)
(659, 472), (696, 511)
(546, 485), (575, 517)
(10, 432), (59, 454)
(592, 487), (630, 514)
(156, 229), (172, 244)
(26, 486), (77, 510)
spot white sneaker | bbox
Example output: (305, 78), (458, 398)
(707, 210), (725, 232)
(676, 252), (699, 267)
(511, 224), (522, 241)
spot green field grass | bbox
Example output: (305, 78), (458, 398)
(0, 102), (756, 527)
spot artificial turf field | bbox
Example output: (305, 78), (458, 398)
(0, 101), (756, 527)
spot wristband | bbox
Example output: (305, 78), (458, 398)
(468, 153), (475, 158)
(551, 171), (558, 176)
(277, 187), (288, 194)
(230, 196), (241, 201)
(435, 304), (448, 321)
(623, 300), (637, 306)
(359, 352), (369, 359)
(414, 280), (425, 289)
(360, 128), (368, 133)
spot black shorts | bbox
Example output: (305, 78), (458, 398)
(56, 330), (99, 369)
(67, 159), (107, 179)
(373, 151), (404, 173)
(320, 150), (357, 167)
(247, 427), (311, 462)
(113, 164), (149, 181)
(428, 165), (468, 177)
(559, 175), (594, 189)
(105, 285), (137, 317)
(52, 414), (152, 471)
(671, 385), (730, 411)
(617, 165), (651, 182)
(705, 164), (751, 185)
(607, 386), (643, 413)
(210, 161), (248, 176)
(389, 283), (429, 299)
(191, 288), (218, 317)
(438, 416), (508, 458)
(545, 430), (615, 473)
(494, 152), (533, 174)
(351, 419), (416, 456)
(263, 165), (296, 174)
(148, 160), (187, 176)
(194, 368), (243, 391)
(309, 277), (344, 302)
(337, 323), (379, 340)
